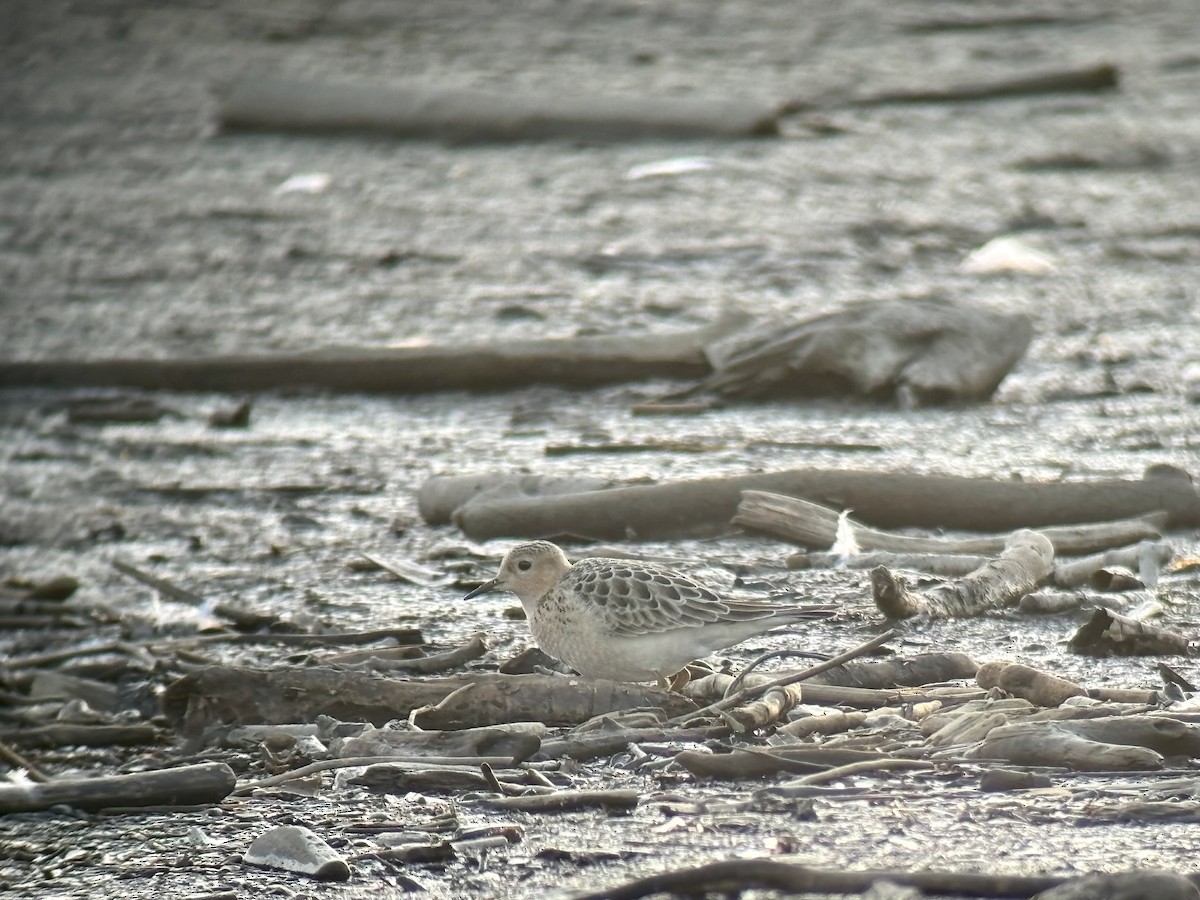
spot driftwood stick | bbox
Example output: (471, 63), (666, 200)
(419, 474), (613, 526)
(0, 318), (747, 394)
(737, 491), (1166, 556)
(1053, 540), (1174, 587)
(337, 633), (489, 674)
(792, 550), (992, 577)
(668, 630), (897, 726)
(872, 530), (1053, 619)
(565, 858), (1066, 900)
(0, 742), (49, 782)
(217, 76), (780, 142)
(111, 558), (206, 604)
(152, 628), (424, 649)
(450, 466), (1200, 541)
(785, 757), (935, 786)
(0, 724), (161, 749)
(0, 762), (235, 814)
(473, 789), (639, 812)
(535, 725), (731, 762)
(784, 62), (1118, 113)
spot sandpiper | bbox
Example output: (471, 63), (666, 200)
(464, 540), (825, 685)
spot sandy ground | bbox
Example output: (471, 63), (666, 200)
(3, 1), (1200, 897)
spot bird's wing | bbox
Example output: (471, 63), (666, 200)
(567, 559), (780, 637)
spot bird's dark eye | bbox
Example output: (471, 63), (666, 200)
(517, 560), (532, 572)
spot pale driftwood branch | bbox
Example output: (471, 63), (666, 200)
(724, 684), (806, 731)
(783, 757), (935, 787)
(781, 702), (943, 741)
(808, 652), (979, 689)
(784, 61), (1118, 113)
(872, 530), (1053, 619)
(0, 762), (235, 814)
(737, 490), (1167, 556)
(691, 675), (981, 712)
(217, 76), (780, 142)
(668, 630), (897, 727)
(419, 474), (614, 526)
(792, 550), (991, 577)
(0, 317), (747, 395)
(162, 668), (695, 737)
(1053, 540), (1175, 587)
(336, 633), (489, 674)
(449, 465), (1200, 541)
(673, 746), (897, 779)
(694, 652), (977, 698)
(564, 858), (1065, 900)
(535, 725), (731, 763)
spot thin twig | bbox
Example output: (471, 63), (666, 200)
(724, 649), (832, 698)
(111, 558), (206, 604)
(668, 629), (897, 726)
(0, 741), (51, 782)
(788, 757), (935, 786)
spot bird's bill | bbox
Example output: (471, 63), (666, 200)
(463, 577), (500, 600)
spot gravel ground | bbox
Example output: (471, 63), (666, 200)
(3, 1), (1200, 898)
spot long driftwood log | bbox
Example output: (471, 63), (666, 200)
(565, 858), (1067, 900)
(162, 668), (695, 737)
(0, 762), (236, 815)
(850, 61), (1119, 106)
(872, 530), (1054, 619)
(0, 318), (746, 395)
(447, 465), (1200, 540)
(217, 76), (781, 142)
(735, 490), (1166, 556)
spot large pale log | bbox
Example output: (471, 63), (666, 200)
(0, 762), (235, 814)
(217, 76), (780, 142)
(0, 318), (746, 395)
(872, 530), (1054, 619)
(1053, 541), (1175, 587)
(451, 465), (1200, 540)
(736, 491), (1166, 556)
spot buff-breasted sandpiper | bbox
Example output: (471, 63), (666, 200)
(464, 540), (826, 685)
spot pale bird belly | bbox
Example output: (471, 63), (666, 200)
(533, 615), (713, 682)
